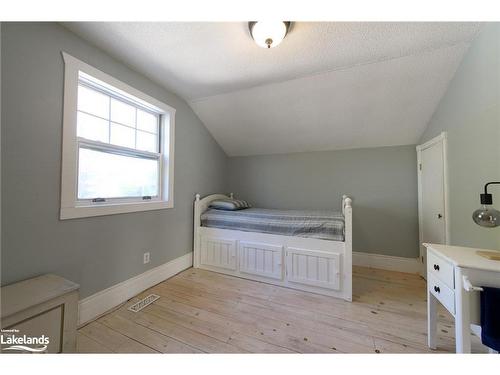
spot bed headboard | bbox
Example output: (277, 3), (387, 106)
(193, 193), (233, 267)
(194, 192), (233, 215)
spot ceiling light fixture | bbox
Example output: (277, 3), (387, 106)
(248, 21), (291, 49)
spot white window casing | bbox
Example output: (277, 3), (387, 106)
(60, 52), (175, 219)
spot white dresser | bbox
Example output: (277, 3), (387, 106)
(1, 274), (79, 353)
(424, 243), (500, 353)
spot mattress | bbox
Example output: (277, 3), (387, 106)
(200, 208), (345, 241)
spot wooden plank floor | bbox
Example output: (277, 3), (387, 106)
(77, 266), (487, 353)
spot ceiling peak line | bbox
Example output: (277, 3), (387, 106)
(226, 141), (418, 158)
(189, 39), (475, 103)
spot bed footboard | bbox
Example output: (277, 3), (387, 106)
(342, 195), (353, 300)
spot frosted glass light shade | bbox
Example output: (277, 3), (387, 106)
(249, 21), (290, 48)
(472, 205), (500, 227)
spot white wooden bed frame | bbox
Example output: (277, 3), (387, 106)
(193, 193), (352, 301)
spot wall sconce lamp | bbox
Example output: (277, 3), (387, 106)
(472, 182), (500, 227)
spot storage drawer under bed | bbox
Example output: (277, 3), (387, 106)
(198, 234), (342, 291)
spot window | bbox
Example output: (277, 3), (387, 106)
(60, 52), (175, 219)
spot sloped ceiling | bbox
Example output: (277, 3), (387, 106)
(63, 22), (482, 156)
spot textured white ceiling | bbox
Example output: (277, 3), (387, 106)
(64, 22), (482, 155)
(191, 43), (468, 156)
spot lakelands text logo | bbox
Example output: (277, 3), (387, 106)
(1, 329), (49, 353)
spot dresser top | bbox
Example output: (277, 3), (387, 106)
(1, 274), (79, 318)
(424, 243), (500, 272)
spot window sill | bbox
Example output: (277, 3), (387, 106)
(60, 200), (173, 220)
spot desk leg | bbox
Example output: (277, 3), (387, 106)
(427, 288), (437, 349)
(454, 267), (471, 353)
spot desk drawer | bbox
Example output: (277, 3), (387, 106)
(427, 250), (454, 288)
(428, 273), (455, 315)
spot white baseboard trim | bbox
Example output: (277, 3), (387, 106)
(78, 252), (193, 326)
(353, 251), (421, 274)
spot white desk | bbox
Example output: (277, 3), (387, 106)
(424, 243), (500, 353)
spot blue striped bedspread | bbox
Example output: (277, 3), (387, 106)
(200, 208), (345, 241)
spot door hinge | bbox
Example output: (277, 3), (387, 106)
(419, 163), (422, 171)
(421, 255), (424, 263)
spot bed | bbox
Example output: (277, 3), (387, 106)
(193, 193), (353, 301)
(201, 208), (346, 241)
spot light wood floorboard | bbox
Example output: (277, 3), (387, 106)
(77, 266), (487, 353)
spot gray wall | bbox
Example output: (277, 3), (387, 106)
(227, 145), (419, 258)
(1, 23), (228, 297)
(420, 24), (500, 250)
(4, 22), (497, 300)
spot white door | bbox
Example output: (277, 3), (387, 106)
(417, 133), (448, 278)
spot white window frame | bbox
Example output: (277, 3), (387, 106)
(60, 52), (175, 220)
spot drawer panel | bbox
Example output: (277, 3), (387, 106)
(200, 236), (237, 271)
(428, 273), (455, 315)
(427, 250), (454, 288)
(286, 247), (341, 291)
(239, 241), (284, 280)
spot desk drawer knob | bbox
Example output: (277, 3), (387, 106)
(434, 286), (440, 293)
(433, 264), (440, 271)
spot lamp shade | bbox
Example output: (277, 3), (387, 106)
(473, 182), (500, 228)
(472, 205), (500, 227)
(249, 21), (290, 48)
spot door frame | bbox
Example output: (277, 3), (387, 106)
(416, 131), (450, 277)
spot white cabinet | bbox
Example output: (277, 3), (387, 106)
(1, 274), (79, 353)
(239, 241), (284, 280)
(286, 247), (341, 290)
(200, 236), (237, 270)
